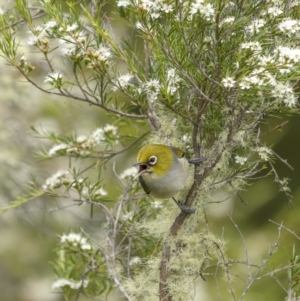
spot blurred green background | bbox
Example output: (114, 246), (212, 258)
(1, 1), (300, 300)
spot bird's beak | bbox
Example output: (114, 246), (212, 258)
(132, 162), (149, 180)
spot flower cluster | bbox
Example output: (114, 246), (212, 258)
(222, 77), (236, 89)
(47, 125), (119, 157)
(120, 166), (138, 179)
(17, 55), (35, 74)
(235, 155), (247, 165)
(246, 19), (266, 34)
(278, 18), (300, 36)
(166, 68), (181, 95)
(112, 73), (133, 91)
(42, 170), (108, 200)
(189, 0), (215, 21)
(241, 42), (262, 52)
(44, 71), (63, 88)
(42, 170), (69, 190)
(52, 278), (89, 290)
(256, 146), (272, 161)
(263, 6), (283, 17)
(60, 232), (92, 250)
(119, 0), (173, 19)
(143, 79), (161, 103)
(27, 19), (112, 67)
(271, 82), (296, 107)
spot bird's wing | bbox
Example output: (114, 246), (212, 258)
(139, 176), (150, 194)
(171, 146), (185, 158)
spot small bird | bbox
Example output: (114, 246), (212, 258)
(134, 144), (203, 213)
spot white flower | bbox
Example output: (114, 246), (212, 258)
(241, 41), (262, 52)
(44, 71), (63, 85)
(113, 74), (133, 90)
(167, 68), (181, 95)
(48, 143), (68, 156)
(190, 0), (204, 15)
(91, 128), (105, 144)
(283, 94), (297, 107)
(60, 233), (92, 250)
(120, 167), (137, 179)
(27, 35), (39, 46)
(256, 146), (272, 161)
(129, 256), (142, 266)
(76, 135), (88, 143)
(144, 79), (161, 103)
(258, 55), (275, 66)
(45, 20), (57, 28)
(264, 6), (283, 17)
(277, 46), (300, 63)
(278, 19), (300, 36)
(220, 16), (235, 26)
(121, 211), (133, 221)
(190, 1), (214, 21)
(104, 124), (118, 136)
(52, 278), (89, 290)
(0, 8), (4, 15)
(246, 19), (266, 33)
(270, 82), (297, 107)
(152, 200), (163, 209)
(161, 3), (173, 13)
(222, 77), (236, 88)
(95, 46), (111, 61)
(60, 43), (77, 56)
(117, 0), (131, 7)
(43, 170), (69, 189)
(239, 74), (264, 89)
(66, 23), (78, 32)
(94, 187), (108, 196)
(201, 3), (214, 20)
(235, 155), (247, 165)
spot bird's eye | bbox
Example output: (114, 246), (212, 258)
(148, 155), (157, 165)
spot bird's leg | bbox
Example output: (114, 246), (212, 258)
(172, 197), (196, 214)
(188, 157), (205, 165)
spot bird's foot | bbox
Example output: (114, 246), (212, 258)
(172, 198), (196, 214)
(188, 157), (205, 165)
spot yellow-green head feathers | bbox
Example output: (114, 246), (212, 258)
(136, 144), (182, 176)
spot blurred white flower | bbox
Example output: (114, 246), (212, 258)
(104, 124), (118, 136)
(43, 170), (69, 189)
(152, 200), (163, 209)
(235, 155), (247, 165)
(129, 256), (142, 266)
(76, 135), (88, 143)
(91, 128), (105, 144)
(48, 143), (68, 156)
(222, 77), (236, 88)
(60, 233), (92, 250)
(246, 18), (266, 33)
(44, 71), (63, 86)
(144, 79), (161, 103)
(95, 46), (111, 61)
(52, 278), (89, 290)
(256, 146), (272, 161)
(94, 187), (108, 196)
(27, 35), (39, 46)
(120, 167), (137, 179)
(117, 0), (130, 7)
(66, 23), (78, 32)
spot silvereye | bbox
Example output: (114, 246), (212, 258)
(135, 144), (203, 213)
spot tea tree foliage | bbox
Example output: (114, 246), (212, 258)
(1, 0), (300, 300)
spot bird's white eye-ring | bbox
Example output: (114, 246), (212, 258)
(148, 155), (157, 166)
